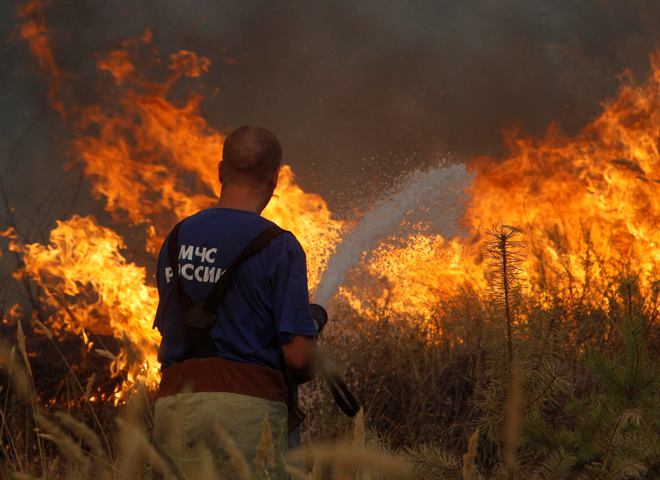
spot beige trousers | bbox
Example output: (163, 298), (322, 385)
(153, 391), (288, 479)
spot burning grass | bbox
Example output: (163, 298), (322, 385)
(3, 1), (660, 478)
(1, 263), (659, 479)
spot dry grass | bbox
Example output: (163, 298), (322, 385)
(503, 364), (522, 479)
(462, 429), (479, 480)
(1, 256), (659, 479)
(2, 332), (415, 479)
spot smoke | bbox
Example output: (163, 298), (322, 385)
(2, 0), (660, 219)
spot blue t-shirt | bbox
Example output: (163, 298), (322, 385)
(153, 208), (318, 371)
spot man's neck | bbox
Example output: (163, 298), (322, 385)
(217, 185), (267, 214)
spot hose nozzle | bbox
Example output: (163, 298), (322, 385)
(310, 303), (328, 335)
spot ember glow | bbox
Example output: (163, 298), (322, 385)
(11, 0), (660, 398)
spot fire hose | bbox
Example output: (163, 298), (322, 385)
(286, 303), (360, 444)
(310, 303), (361, 418)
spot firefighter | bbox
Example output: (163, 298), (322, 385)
(152, 125), (318, 477)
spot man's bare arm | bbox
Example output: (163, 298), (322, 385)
(282, 335), (316, 382)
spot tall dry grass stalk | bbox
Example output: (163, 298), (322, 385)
(254, 414), (275, 473)
(54, 411), (110, 480)
(35, 413), (89, 477)
(462, 429), (479, 480)
(12, 473), (38, 480)
(17, 322), (47, 473)
(352, 409), (365, 447)
(504, 364), (523, 480)
(0, 340), (30, 474)
(115, 386), (177, 480)
(311, 455), (322, 480)
(213, 422), (253, 480)
(193, 443), (221, 480)
(115, 404), (146, 479)
(33, 318), (113, 457)
(0, 340), (29, 399)
(287, 444), (412, 479)
(16, 321), (33, 380)
(285, 463), (312, 479)
(116, 417), (177, 479)
(83, 373), (96, 401)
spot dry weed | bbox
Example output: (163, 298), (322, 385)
(212, 421), (253, 480)
(287, 444), (412, 478)
(503, 364), (522, 479)
(254, 414), (275, 472)
(462, 429), (479, 480)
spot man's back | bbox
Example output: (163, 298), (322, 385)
(154, 207), (317, 370)
(152, 125), (317, 478)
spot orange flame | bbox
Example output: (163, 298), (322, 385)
(345, 58), (660, 319)
(76, 44), (343, 280)
(14, 4), (343, 395)
(343, 235), (484, 320)
(20, 216), (160, 399)
(16, 0), (65, 114)
(466, 61), (660, 295)
(13, 0), (660, 396)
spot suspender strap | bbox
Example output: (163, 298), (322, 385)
(203, 225), (286, 315)
(166, 221), (287, 329)
(166, 220), (192, 310)
(167, 220), (185, 282)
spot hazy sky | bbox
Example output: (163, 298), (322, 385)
(2, 0), (660, 222)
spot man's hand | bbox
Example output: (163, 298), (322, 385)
(282, 335), (315, 382)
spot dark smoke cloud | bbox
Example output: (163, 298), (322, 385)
(2, 0), (660, 221)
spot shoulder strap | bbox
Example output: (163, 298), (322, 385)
(166, 219), (195, 311)
(203, 225), (286, 314)
(167, 220), (185, 280)
(165, 220), (287, 326)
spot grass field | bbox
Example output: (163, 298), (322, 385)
(2, 230), (658, 479)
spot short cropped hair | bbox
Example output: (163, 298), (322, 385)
(221, 125), (282, 185)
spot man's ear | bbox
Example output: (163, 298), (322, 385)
(218, 161), (224, 184)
